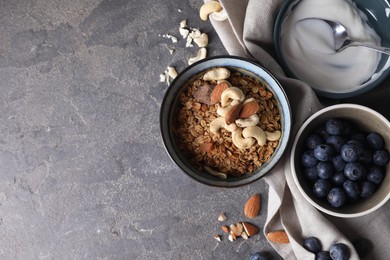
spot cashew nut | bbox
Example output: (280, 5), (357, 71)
(221, 87), (245, 107)
(203, 67), (230, 81)
(193, 33), (209, 48)
(167, 66), (178, 79)
(235, 114), (259, 127)
(265, 130), (281, 141)
(242, 126), (267, 146)
(204, 165), (227, 179)
(211, 8), (228, 21)
(188, 47), (207, 65)
(199, 1), (223, 21)
(217, 100), (240, 117)
(210, 117), (237, 134)
(232, 128), (255, 150)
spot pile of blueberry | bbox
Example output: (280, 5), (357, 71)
(302, 236), (373, 260)
(303, 237), (350, 260)
(300, 118), (389, 208)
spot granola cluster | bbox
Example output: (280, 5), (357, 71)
(174, 69), (281, 177)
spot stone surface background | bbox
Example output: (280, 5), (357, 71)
(1, 0), (390, 259)
(0, 1), (282, 259)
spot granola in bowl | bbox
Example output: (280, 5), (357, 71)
(160, 56), (291, 187)
(174, 67), (282, 178)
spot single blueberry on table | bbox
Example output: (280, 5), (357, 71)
(314, 144), (335, 162)
(327, 187), (346, 207)
(329, 243), (350, 260)
(313, 179), (332, 198)
(326, 135), (345, 152)
(306, 134), (324, 150)
(317, 161), (334, 179)
(325, 118), (344, 135)
(373, 149), (389, 166)
(344, 162), (366, 181)
(249, 251), (270, 260)
(332, 155), (346, 172)
(302, 150), (319, 168)
(305, 167), (318, 181)
(340, 142), (359, 162)
(303, 236), (322, 253)
(343, 180), (360, 201)
(316, 251), (331, 260)
(360, 181), (376, 198)
(366, 132), (385, 150)
(332, 171), (347, 186)
(366, 166), (384, 184)
(352, 238), (373, 258)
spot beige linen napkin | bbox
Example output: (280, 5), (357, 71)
(206, 0), (390, 259)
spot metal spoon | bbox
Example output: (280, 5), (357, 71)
(304, 18), (390, 55)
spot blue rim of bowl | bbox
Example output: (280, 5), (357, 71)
(290, 104), (390, 217)
(160, 55), (292, 187)
(273, 0), (390, 99)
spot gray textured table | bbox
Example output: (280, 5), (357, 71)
(1, 1), (389, 259)
(0, 1), (282, 259)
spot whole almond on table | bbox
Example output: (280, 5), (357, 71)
(239, 99), (259, 119)
(244, 194), (261, 218)
(210, 81), (229, 104)
(266, 230), (290, 244)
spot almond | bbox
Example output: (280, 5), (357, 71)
(266, 230), (289, 244)
(242, 222), (259, 237)
(225, 102), (242, 125)
(239, 99), (259, 119)
(221, 225), (230, 234)
(244, 194), (261, 218)
(210, 82), (229, 104)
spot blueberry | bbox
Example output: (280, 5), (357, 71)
(326, 135), (345, 153)
(373, 149), (389, 166)
(344, 162), (366, 181)
(249, 252), (270, 260)
(360, 181), (376, 198)
(325, 118), (344, 135)
(358, 149), (372, 165)
(352, 238), (373, 258)
(316, 127), (331, 140)
(327, 187), (346, 207)
(314, 144), (335, 162)
(302, 150), (319, 168)
(329, 243), (350, 260)
(332, 171), (347, 186)
(343, 180), (360, 201)
(306, 134), (324, 150)
(366, 132), (385, 150)
(316, 251), (331, 260)
(332, 155), (346, 172)
(366, 166), (384, 184)
(347, 139), (364, 154)
(303, 237), (322, 253)
(313, 179), (332, 198)
(305, 167), (318, 181)
(350, 133), (366, 143)
(340, 143), (359, 162)
(317, 161), (334, 179)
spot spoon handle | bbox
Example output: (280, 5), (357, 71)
(345, 42), (390, 55)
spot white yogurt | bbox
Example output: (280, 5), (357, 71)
(280, 0), (382, 94)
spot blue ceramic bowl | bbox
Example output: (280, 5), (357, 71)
(160, 56), (292, 187)
(274, 0), (390, 99)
